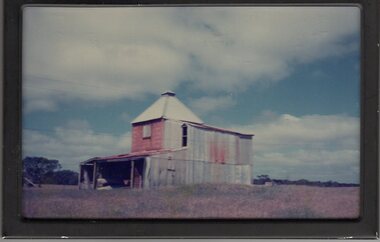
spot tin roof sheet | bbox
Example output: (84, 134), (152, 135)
(186, 122), (254, 137)
(82, 148), (187, 164)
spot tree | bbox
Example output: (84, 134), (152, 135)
(23, 157), (61, 186)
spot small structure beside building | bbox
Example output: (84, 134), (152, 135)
(23, 177), (38, 188)
(79, 91), (254, 189)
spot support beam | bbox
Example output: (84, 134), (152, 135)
(139, 159), (143, 189)
(130, 160), (134, 188)
(78, 165), (82, 190)
(93, 162), (97, 190)
(143, 158), (149, 189)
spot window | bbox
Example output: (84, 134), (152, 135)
(143, 125), (151, 138)
(182, 124), (187, 147)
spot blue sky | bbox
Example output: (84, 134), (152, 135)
(22, 6), (360, 183)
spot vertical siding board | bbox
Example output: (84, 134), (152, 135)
(162, 159), (168, 186)
(150, 158), (155, 188)
(180, 159), (186, 185)
(197, 161), (201, 184)
(156, 158), (163, 186)
(203, 162), (208, 183)
(188, 126), (194, 161)
(155, 158), (161, 187)
(211, 163), (216, 183)
(239, 138), (246, 165)
(176, 158), (182, 185)
(222, 133), (227, 163)
(210, 163), (215, 183)
(198, 130), (203, 161)
(222, 165), (228, 183)
(238, 137), (253, 165)
(163, 120), (184, 150)
(230, 164), (235, 183)
(217, 133), (221, 164)
(242, 165), (252, 185)
(197, 127), (204, 162)
(180, 159), (185, 185)
(194, 129), (205, 163)
(172, 159), (179, 185)
(188, 160), (193, 185)
(192, 128), (197, 161)
(208, 132), (213, 163)
(204, 130), (209, 163)
(223, 164), (228, 183)
(236, 136), (240, 164)
(144, 157), (151, 188)
(232, 135), (237, 164)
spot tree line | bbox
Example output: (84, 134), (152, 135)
(253, 174), (359, 187)
(23, 157), (78, 186)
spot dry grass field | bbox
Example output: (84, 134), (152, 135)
(22, 184), (359, 219)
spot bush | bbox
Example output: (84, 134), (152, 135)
(43, 170), (79, 185)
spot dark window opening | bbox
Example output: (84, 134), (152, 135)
(182, 124), (187, 147)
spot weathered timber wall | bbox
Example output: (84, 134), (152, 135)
(163, 120), (253, 165)
(143, 150), (252, 188)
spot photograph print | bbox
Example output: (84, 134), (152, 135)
(22, 6), (361, 219)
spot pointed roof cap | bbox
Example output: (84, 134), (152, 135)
(131, 91), (203, 124)
(161, 90), (176, 96)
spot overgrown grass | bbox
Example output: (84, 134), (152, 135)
(22, 184), (359, 219)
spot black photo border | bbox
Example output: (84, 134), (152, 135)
(2, 0), (379, 238)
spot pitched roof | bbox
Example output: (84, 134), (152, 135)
(131, 91), (203, 124)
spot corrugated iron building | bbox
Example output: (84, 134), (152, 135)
(79, 91), (253, 189)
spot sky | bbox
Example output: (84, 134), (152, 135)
(22, 6), (361, 183)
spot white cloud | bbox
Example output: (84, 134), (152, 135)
(189, 95), (236, 114)
(234, 113), (359, 151)
(23, 99), (57, 113)
(233, 113), (360, 183)
(22, 120), (131, 170)
(22, 7), (360, 112)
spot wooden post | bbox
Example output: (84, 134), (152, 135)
(140, 159), (144, 189)
(143, 157), (150, 189)
(93, 162), (97, 190)
(130, 160), (134, 188)
(78, 165), (82, 190)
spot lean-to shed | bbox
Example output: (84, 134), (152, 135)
(79, 91), (254, 189)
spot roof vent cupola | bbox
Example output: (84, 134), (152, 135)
(161, 91), (176, 97)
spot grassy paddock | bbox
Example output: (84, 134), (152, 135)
(22, 184), (359, 219)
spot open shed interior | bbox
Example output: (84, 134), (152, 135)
(80, 158), (145, 189)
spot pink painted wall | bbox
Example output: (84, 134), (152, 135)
(209, 139), (227, 164)
(131, 119), (165, 152)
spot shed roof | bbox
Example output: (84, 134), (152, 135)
(186, 122), (254, 137)
(131, 91), (203, 124)
(81, 148), (182, 164)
